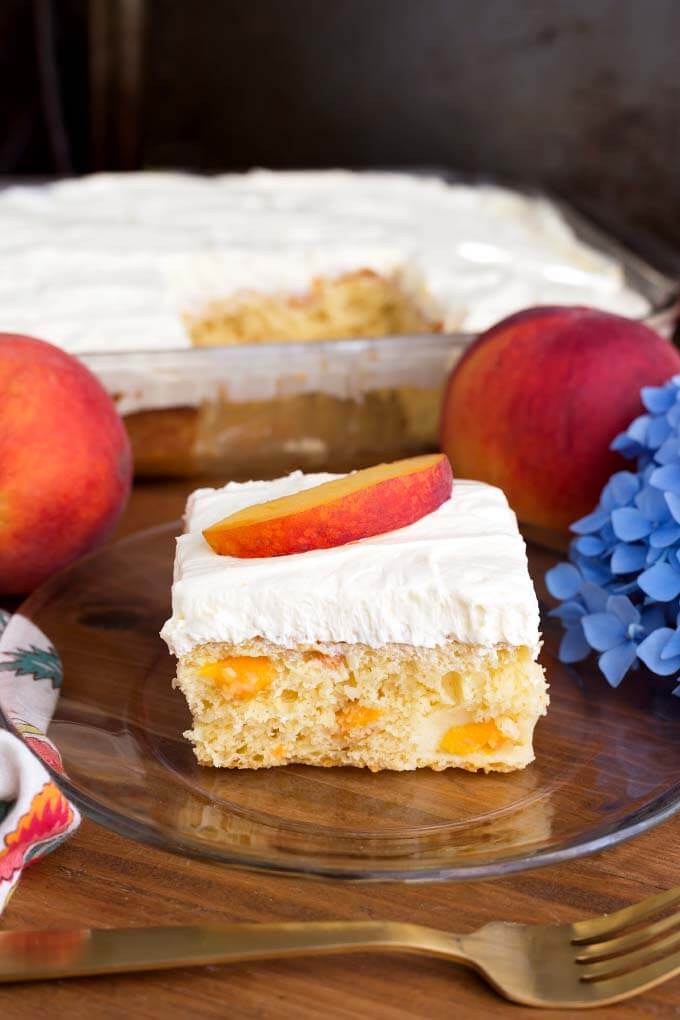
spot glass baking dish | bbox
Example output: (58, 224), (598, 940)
(79, 197), (679, 480)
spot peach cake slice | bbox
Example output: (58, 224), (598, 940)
(160, 469), (547, 772)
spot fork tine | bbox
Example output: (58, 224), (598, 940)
(571, 886), (680, 944)
(581, 946), (680, 1005)
(579, 928), (680, 980)
(575, 908), (680, 962)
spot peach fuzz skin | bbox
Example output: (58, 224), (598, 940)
(203, 454), (453, 557)
(0, 334), (132, 593)
(440, 306), (680, 532)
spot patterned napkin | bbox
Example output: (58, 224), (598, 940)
(0, 610), (79, 914)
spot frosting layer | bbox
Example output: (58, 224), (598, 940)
(0, 171), (647, 356)
(0, 171), (649, 416)
(161, 474), (541, 656)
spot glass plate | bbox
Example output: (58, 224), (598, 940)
(8, 523), (680, 882)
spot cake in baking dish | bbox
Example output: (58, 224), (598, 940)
(161, 464), (548, 773)
(0, 171), (650, 477)
(0, 170), (647, 356)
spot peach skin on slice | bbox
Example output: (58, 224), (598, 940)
(203, 454), (453, 558)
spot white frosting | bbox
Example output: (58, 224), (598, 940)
(0, 170), (649, 414)
(160, 473), (541, 657)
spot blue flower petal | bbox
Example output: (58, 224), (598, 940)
(641, 462), (656, 484)
(559, 626), (591, 663)
(635, 485), (669, 522)
(606, 595), (640, 627)
(611, 434), (641, 459)
(550, 601), (586, 623)
(641, 384), (676, 414)
(666, 492), (680, 524)
(650, 464), (680, 494)
(660, 627), (680, 661)
(649, 522), (680, 548)
(597, 521), (616, 547)
(580, 559), (614, 585)
(574, 535), (606, 557)
(611, 507), (653, 542)
(625, 414), (651, 445)
(668, 403), (680, 429)
(545, 562), (582, 600)
(581, 612), (627, 651)
(598, 642), (638, 687)
(609, 578), (640, 595)
(610, 542), (647, 574)
(637, 629), (680, 675)
(648, 416), (673, 450)
(638, 562), (680, 601)
(600, 482), (617, 512)
(571, 509), (610, 535)
(609, 471), (640, 506)
(580, 581), (609, 613)
(655, 436), (680, 465)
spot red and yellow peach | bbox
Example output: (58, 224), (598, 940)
(0, 334), (132, 593)
(440, 307), (680, 531)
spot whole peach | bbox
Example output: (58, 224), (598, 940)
(440, 307), (680, 531)
(0, 334), (132, 593)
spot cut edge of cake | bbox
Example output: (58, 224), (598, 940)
(183, 268), (442, 347)
(173, 636), (547, 773)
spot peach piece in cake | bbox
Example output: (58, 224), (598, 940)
(203, 454), (453, 558)
(336, 705), (382, 732)
(439, 721), (505, 755)
(199, 656), (275, 699)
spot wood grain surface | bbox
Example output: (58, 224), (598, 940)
(2, 478), (680, 1018)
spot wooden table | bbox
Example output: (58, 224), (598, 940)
(2, 479), (680, 1018)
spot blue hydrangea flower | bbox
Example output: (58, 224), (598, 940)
(610, 377), (680, 463)
(547, 374), (680, 692)
(580, 597), (665, 687)
(545, 563), (607, 662)
(638, 611), (680, 682)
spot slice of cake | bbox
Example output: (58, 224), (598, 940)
(161, 461), (547, 772)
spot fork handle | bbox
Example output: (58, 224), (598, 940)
(0, 921), (467, 983)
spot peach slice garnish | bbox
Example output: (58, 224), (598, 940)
(203, 454), (453, 558)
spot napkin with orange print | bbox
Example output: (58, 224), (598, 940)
(0, 610), (79, 913)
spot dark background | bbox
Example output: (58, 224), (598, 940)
(2, 0), (680, 247)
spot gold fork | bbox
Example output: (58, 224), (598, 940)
(3, 887), (680, 1007)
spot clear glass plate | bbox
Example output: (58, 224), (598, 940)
(8, 523), (680, 882)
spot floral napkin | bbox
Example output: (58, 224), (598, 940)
(0, 610), (79, 914)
